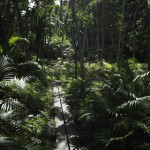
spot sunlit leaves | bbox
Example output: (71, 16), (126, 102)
(8, 36), (29, 47)
(0, 45), (3, 54)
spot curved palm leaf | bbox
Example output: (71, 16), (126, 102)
(0, 56), (16, 81)
(118, 96), (150, 116)
(9, 36), (29, 47)
(79, 99), (106, 126)
(17, 61), (47, 85)
(96, 128), (133, 148)
(0, 98), (24, 112)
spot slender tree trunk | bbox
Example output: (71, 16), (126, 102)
(111, 28), (116, 60)
(3, 0), (13, 54)
(147, 3), (150, 71)
(101, 0), (105, 63)
(80, 31), (86, 81)
(49, 11), (52, 43)
(60, 0), (63, 21)
(122, 0), (125, 56)
(81, 33), (86, 93)
(117, 29), (122, 61)
(132, 2), (142, 59)
(117, 0), (125, 61)
(132, 7), (138, 58)
(60, 0), (64, 63)
(71, 0), (78, 79)
(85, 29), (90, 65)
(96, 0), (100, 61)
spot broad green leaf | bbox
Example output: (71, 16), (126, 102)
(8, 36), (29, 46)
(0, 45), (3, 53)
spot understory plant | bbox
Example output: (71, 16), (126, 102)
(65, 60), (150, 150)
(0, 53), (55, 149)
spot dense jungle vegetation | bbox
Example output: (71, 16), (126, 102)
(0, 0), (150, 149)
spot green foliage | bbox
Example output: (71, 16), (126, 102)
(8, 36), (29, 47)
(1, 0), (150, 149)
(76, 10), (94, 29)
(0, 45), (3, 54)
(0, 53), (55, 149)
(64, 60), (150, 150)
(0, 56), (16, 81)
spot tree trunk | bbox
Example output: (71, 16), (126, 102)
(132, 7), (138, 58)
(96, 0), (100, 61)
(101, 0), (105, 63)
(117, 29), (122, 61)
(85, 29), (90, 65)
(117, 0), (125, 61)
(80, 31), (86, 81)
(71, 0), (78, 79)
(122, 0), (125, 56)
(3, 0), (14, 54)
(148, 4), (150, 71)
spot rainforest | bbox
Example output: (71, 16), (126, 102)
(0, 0), (150, 150)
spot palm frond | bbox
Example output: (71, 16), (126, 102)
(133, 72), (150, 82)
(79, 99), (105, 125)
(135, 142), (150, 150)
(119, 96), (150, 116)
(0, 110), (14, 120)
(17, 61), (41, 77)
(9, 36), (29, 47)
(133, 72), (150, 89)
(0, 98), (24, 112)
(96, 128), (133, 148)
(17, 61), (48, 85)
(117, 60), (134, 84)
(96, 128), (114, 148)
(0, 56), (16, 81)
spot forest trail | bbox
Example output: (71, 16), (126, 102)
(54, 82), (78, 150)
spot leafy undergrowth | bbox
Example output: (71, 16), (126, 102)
(0, 55), (56, 150)
(61, 60), (150, 150)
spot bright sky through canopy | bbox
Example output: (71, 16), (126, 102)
(29, 0), (60, 7)
(55, 0), (60, 5)
(28, 0), (35, 8)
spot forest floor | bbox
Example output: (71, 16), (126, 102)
(54, 83), (78, 150)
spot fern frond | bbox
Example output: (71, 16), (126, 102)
(0, 56), (16, 81)
(96, 128), (133, 148)
(0, 110), (14, 120)
(0, 98), (24, 112)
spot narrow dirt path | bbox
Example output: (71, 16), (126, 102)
(54, 82), (78, 150)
